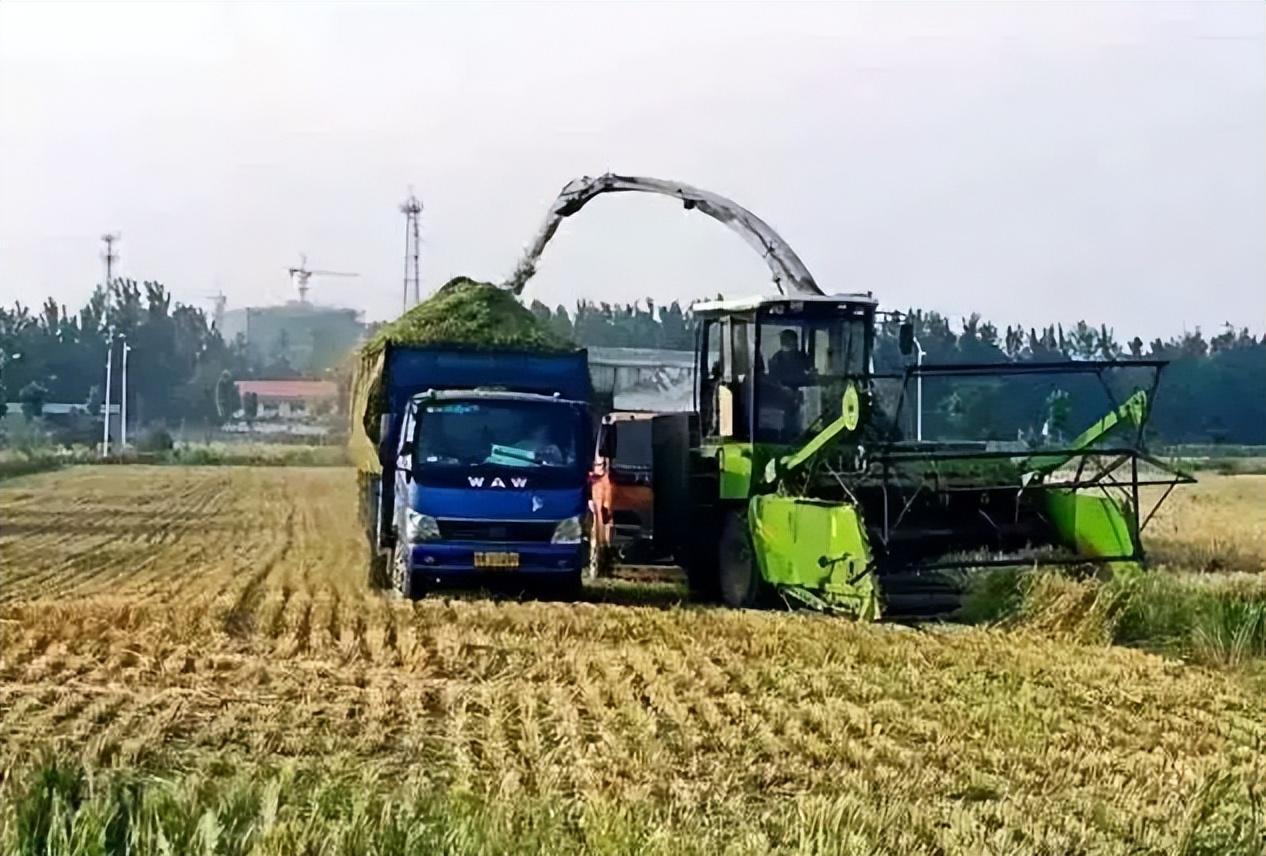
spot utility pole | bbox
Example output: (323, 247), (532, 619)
(101, 233), (121, 288)
(120, 336), (131, 450)
(400, 192), (423, 313)
(914, 335), (925, 442)
(102, 332), (114, 457)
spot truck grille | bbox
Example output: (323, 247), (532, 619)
(436, 519), (558, 543)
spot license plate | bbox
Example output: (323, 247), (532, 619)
(474, 551), (519, 569)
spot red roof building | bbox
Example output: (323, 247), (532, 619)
(234, 380), (338, 419)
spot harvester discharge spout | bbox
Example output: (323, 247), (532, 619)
(505, 173), (825, 297)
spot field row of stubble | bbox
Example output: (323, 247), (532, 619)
(0, 466), (1262, 854)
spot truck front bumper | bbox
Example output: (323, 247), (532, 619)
(407, 541), (584, 578)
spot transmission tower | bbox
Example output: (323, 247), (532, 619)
(101, 232), (121, 287)
(400, 192), (423, 313)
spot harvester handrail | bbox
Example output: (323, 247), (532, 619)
(876, 445), (1154, 461)
(901, 358), (1168, 378)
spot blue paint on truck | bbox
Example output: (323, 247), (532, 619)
(363, 345), (593, 597)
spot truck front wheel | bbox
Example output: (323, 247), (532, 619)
(392, 543), (422, 600)
(718, 510), (766, 609)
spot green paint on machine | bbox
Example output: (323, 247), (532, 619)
(1046, 490), (1139, 568)
(748, 495), (881, 620)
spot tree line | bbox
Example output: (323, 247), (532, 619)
(534, 301), (1265, 444)
(1, 284), (1261, 444)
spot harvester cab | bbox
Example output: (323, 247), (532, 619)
(682, 293), (886, 616)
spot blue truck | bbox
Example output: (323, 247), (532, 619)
(357, 345), (594, 598)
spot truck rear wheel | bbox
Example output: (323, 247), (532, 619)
(367, 549), (389, 590)
(718, 510), (766, 608)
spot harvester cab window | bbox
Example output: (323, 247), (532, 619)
(698, 320), (722, 438)
(697, 316), (755, 441)
(755, 307), (870, 443)
(717, 318), (754, 439)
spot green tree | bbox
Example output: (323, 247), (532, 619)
(214, 371), (240, 423)
(85, 384), (103, 417)
(242, 391), (259, 429)
(1045, 390), (1071, 443)
(18, 381), (48, 421)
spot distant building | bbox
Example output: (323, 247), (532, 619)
(2, 402), (116, 418)
(220, 303), (364, 374)
(234, 380), (338, 420)
(588, 347), (695, 412)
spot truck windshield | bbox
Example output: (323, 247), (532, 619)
(413, 399), (583, 470)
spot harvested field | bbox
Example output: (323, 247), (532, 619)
(0, 466), (1263, 854)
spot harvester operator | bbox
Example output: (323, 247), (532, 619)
(768, 329), (812, 387)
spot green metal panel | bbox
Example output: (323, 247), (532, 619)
(748, 495), (881, 620)
(711, 442), (790, 500)
(1023, 390), (1149, 475)
(1045, 489), (1138, 565)
(717, 443), (753, 499)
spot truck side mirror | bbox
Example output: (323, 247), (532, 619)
(597, 427), (616, 460)
(898, 322), (915, 357)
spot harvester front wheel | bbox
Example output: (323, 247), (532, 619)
(718, 510), (766, 609)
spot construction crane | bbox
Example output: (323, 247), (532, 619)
(287, 254), (359, 303)
(204, 291), (227, 330)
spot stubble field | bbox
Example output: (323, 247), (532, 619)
(0, 466), (1263, 854)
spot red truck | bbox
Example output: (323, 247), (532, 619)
(587, 411), (689, 577)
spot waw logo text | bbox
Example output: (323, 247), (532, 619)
(467, 476), (529, 488)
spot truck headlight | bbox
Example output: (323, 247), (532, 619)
(551, 515), (584, 544)
(406, 510), (440, 543)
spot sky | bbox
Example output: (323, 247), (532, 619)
(1, 1), (1262, 337)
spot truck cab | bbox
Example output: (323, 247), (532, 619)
(588, 411), (690, 575)
(358, 344), (593, 599)
(389, 389), (592, 596)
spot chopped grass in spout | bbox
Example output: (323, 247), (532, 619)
(362, 277), (576, 357)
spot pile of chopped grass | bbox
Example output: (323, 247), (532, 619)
(361, 276), (575, 357)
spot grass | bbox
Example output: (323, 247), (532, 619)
(3, 755), (1262, 855)
(0, 447), (96, 482)
(0, 466), (1263, 853)
(960, 475), (1266, 667)
(1141, 475), (1266, 573)
(162, 442), (347, 467)
(962, 567), (1266, 666)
